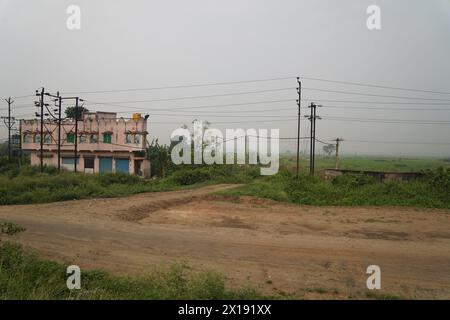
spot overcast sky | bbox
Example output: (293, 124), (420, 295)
(1, 0), (449, 156)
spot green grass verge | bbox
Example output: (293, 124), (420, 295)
(0, 242), (266, 300)
(0, 164), (259, 205)
(280, 155), (450, 173)
(218, 168), (450, 209)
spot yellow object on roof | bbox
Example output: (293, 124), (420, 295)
(132, 113), (142, 122)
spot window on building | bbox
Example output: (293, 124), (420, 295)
(125, 133), (132, 144)
(67, 133), (75, 143)
(90, 134), (98, 143)
(84, 157), (94, 169)
(134, 134), (140, 144)
(80, 135), (86, 143)
(44, 134), (52, 144)
(103, 133), (112, 144)
(34, 134), (41, 143)
(23, 134), (31, 143)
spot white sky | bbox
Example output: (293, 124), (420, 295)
(1, 0), (449, 156)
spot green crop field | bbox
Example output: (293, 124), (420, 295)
(280, 155), (450, 173)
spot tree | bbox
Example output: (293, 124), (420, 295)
(65, 106), (89, 120)
(323, 144), (336, 157)
(147, 139), (171, 178)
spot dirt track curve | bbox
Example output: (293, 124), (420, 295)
(1, 184), (449, 299)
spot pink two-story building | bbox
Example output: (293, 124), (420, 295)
(20, 111), (151, 178)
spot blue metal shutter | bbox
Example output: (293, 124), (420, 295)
(115, 158), (129, 173)
(99, 157), (113, 172)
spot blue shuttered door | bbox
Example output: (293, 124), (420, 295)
(115, 158), (129, 173)
(99, 157), (113, 173)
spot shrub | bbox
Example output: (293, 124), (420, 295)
(220, 168), (450, 209)
(97, 173), (141, 187)
(169, 168), (211, 185)
(331, 173), (376, 187)
(423, 167), (450, 192)
(0, 222), (26, 236)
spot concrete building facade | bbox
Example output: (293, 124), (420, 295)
(20, 111), (151, 178)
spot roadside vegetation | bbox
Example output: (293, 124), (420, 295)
(219, 167), (450, 209)
(0, 219), (262, 300)
(0, 159), (259, 205)
(0, 226), (403, 300)
(0, 154), (449, 208)
(0, 242), (264, 300)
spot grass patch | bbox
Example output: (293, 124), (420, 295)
(219, 168), (450, 209)
(0, 222), (26, 236)
(0, 242), (266, 300)
(365, 291), (407, 300)
(0, 164), (257, 205)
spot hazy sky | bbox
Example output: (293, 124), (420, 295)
(1, 0), (449, 156)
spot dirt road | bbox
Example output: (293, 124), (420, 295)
(1, 184), (449, 299)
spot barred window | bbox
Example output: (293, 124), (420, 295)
(67, 133), (75, 143)
(90, 134), (98, 143)
(125, 133), (132, 144)
(23, 134), (31, 143)
(103, 133), (112, 144)
(44, 134), (52, 144)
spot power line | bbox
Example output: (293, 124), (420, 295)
(121, 106), (296, 114)
(86, 98), (296, 112)
(84, 87), (296, 106)
(301, 76), (450, 95)
(304, 99), (450, 106)
(149, 118), (302, 125)
(341, 139), (450, 145)
(61, 75), (450, 96)
(313, 138), (330, 145)
(322, 115), (450, 124)
(11, 98), (450, 114)
(323, 105), (450, 111)
(14, 111), (449, 125)
(218, 135), (450, 145)
(11, 94), (35, 100)
(86, 86), (450, 107)
(5, 73), (450, 103)
(38, 135), (450, 146)
(0, 104), (37, 111)
(145, 113), (295, 118)
(302, 87), (450, 102)
(212, 135), (308, 143)
(62, 77), (295, 95)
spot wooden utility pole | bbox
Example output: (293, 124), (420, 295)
(57, 93), (62, 171)
(74, 97), (79, 172)
(35, 88), (45, 172)
(296, 77), (301, 178)
(333, 138), (343, 169)
(1, 98), (15, 161)
(45, 91), (63, 171)
(305, 103), (321, 176)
